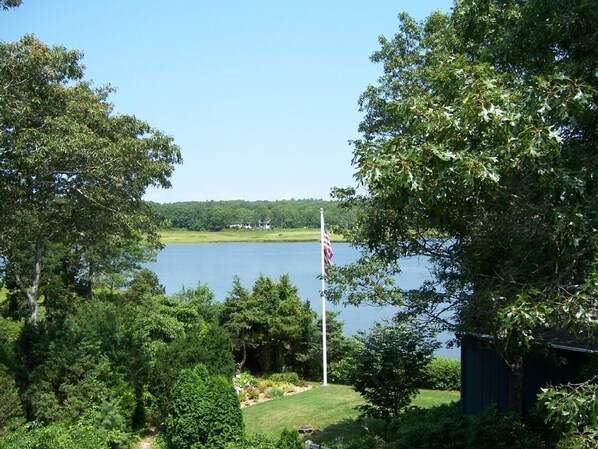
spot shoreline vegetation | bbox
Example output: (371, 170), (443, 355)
(159, 228), (346, 244)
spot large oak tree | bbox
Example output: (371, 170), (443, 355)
(0, 36), (182, 323)
(331, 0), (598, 414)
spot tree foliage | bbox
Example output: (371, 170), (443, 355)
(349, 321), (437, 424)
(0, 422), (111, 449)
(0, 363), (24, 432)
(538, 374), (598, 449)
(0, 36), (181, 323)
(0, 0), (21, 10)
(333, 0), (598, 415)
(152, 199), (354, 231)
(220, 274), (317, 374)
(164, 363), (244, 449)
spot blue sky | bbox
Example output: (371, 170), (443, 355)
(1, 1), (454, 203)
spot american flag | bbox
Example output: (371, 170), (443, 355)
(323, 230), (333, 266)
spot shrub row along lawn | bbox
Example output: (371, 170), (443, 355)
(242, 384), (460, 444)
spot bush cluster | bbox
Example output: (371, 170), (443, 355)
(384, 402), (547, 449)
(235, 372), (304, 405)
(0, 422), (111, 449)
(225, 428), (303, 449)
(420, 357), (461, 391)
(268, 371), (300, 386)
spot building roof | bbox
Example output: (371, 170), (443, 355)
(458, 328), (598, 354)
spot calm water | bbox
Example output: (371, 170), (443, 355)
(144, 242), (458, 358)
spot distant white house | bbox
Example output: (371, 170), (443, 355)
(228, 220), (271, 230)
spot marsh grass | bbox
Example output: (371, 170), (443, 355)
(159, 228), (344, 244)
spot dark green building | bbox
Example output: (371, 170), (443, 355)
(460, 331), (596, 414)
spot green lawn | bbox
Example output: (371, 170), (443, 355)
(242, 384), (460, 444)
(159, 228), (345, 244)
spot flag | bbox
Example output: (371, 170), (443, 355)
(323, 230), (333, 266)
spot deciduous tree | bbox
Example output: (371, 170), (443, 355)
(349, 321), (437, 425)
(0, 36), (181, 323)
(333, 0), (598, 415)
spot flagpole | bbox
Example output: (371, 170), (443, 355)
(320, 208), (328, 386)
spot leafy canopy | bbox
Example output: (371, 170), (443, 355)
(0, 36), (181, 322)
(330, 0), (598, 417)
(333, 0), (598, 354)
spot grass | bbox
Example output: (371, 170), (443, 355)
(242, 384), (460, 444)
(159, 228), (345, 244)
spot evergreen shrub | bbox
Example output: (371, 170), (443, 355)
(0, 364), (25, 432)
(277, 428), (304, 449)
(164, 363), (244, 449)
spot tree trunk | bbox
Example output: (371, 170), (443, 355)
(85, 260), (94, 300)
(261, 343), (272, 373)
(14, 243), (43, 325)
(507, 354), (524, 415)
(236, 340), (247, 371)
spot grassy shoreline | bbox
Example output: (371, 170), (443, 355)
(159, 228), (345, 244)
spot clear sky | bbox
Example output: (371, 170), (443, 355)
(1, 0), (454, 203)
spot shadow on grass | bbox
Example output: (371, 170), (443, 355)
(311, 416), (386, 445)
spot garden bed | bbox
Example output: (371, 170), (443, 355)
(233, 372), (312, 407)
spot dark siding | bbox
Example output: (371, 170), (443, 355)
(522, 349), (588, 410)
(461, 340), (509, 414)
(462, 338), (591, 415)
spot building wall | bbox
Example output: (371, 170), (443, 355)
(461, 338), (590, 415)
(461, 340), (509, 414)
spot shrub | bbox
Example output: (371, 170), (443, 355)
(421, 357), (461, 391)
(164, 363), (244, 449)
(0, 422), (111, 449)
(264, 386), (284, 398)
(385, 403), (546, 449)
(277, 428), (304, 449)
(268, 372), (299, 386)
(469, 405), (546, 449)
(82, 398), (132, 449)
(387, 402), (468, 449)
(247, 387), (260, 401)
(0, 364), (25, 432)
(350, 321), (438, 423)
(225, 428), (302, 449)
(329, 435), (386, 449)
(328, 355), (355, 385)
(235, 371), (259, 389)
(148, 322), (236, 421)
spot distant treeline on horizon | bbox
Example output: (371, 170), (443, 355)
(150, 199), (355, 231)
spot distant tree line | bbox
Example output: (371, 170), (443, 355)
(150, 199), (355, 231)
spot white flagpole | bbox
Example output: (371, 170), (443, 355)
(320, 208), (328, 386)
